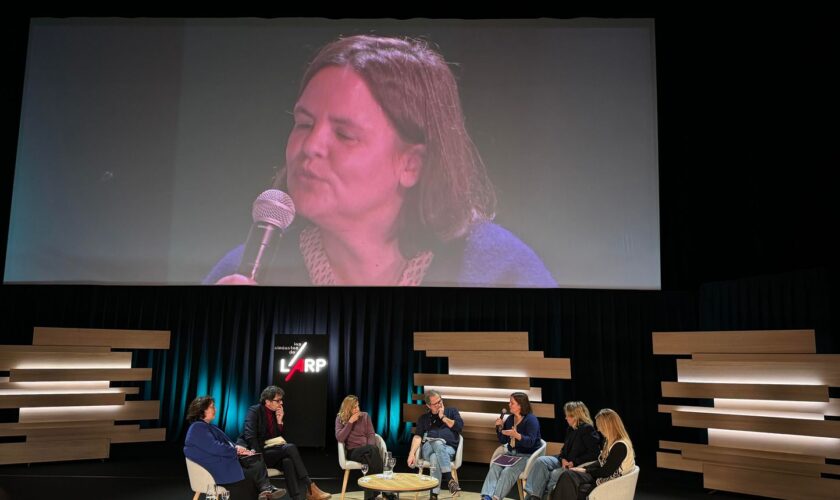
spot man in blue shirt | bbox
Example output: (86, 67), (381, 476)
(407, 390), (464, 498)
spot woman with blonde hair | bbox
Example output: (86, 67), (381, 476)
(335, 395), (382, 499)
(551, 408), (635, 500)
(524, 401), (601, 499)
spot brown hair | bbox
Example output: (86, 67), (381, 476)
(510, 391), (532, 416)
(186, 396), (214, 423)
(337, 394), (360, 424)
(278, 34), (496, 252)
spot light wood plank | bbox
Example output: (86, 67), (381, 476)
(661, 381), (829, 402)
(33, 327), (170, 350)
(0, 438), (109, 465)
(703, 463), (838, 500)
(425, 351), (543, 359)
(463, 439), (505, 464)
(652, 330), (815, 355)
(414, 374), (531, 390)
(666, 408), (840, 438)
(19, 400), (160, 423)
(404, 405), (503, 429)
(676, 359), (840, 386)
(546, 442), (563, 456)
(658, 441), (826, 464)
(0, 345), (110, 353)
(403, 404), (425, 423)
(21, 424), (165, 443)
(448, 357), (571, 379)
(0, 420), (115, 437)
(0, 379), (108, 389)
(461, 428), (499, 441)
(9, 368), (152, 382)
(25, 423), (135, 441)
(0, 384), (138, 395)
(412, 387), (543, 402)
(0, 392), (125, 408)
(0, 351), (132, 370)
(693, 353), (840, 362)
(656, 451), (703, 472)
(111, 427), (166, 443)
(682, 447), (840, 476)
(712, 398), (840, 417)
(407, 397), (554, 418)
(707, 428), (840, 460)
(414, 332), (529, 352)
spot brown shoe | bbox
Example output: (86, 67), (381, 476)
(307, 481), (332, 500)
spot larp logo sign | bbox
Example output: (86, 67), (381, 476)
(278, 341), (327, 382)
(273, 334), (329, 447)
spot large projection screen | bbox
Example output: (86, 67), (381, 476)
(5, 18), (659, 288)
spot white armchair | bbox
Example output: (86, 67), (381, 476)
(414, 434), (464, 482)
(185, 457), (229, 500)
(587, 465), (639, 500)
(337, 434), (387, 500)
(490, 439), (547, 500)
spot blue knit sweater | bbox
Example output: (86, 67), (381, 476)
(204, 221), (556, 287)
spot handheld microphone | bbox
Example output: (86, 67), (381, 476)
(236, 189), (295, 282)
(496, 408), (508, 432)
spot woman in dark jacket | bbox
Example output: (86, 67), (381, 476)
(480, 392), (543, 500)
(183, 396), (285, 500)
(552, 408), (635, 500)
(524, 401), (601, 499)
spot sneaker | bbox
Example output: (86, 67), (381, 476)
(448, 480), (461, 495)
(430, 494), (438, 500)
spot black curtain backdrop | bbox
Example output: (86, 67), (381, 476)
(2, 267), (834, 460)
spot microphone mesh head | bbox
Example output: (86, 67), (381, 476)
(252, 189), (295, 229)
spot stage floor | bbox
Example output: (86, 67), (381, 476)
(0, 443), (759, 500)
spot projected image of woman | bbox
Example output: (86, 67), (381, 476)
(206, 35), (556, 287)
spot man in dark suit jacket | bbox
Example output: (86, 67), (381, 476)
(237, 386), (331, 500)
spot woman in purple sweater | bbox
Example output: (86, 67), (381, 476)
(336, 395), (383, 499)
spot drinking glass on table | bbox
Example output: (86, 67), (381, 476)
(361, 463), (370, 482)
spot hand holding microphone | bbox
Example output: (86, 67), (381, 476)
(495, 407), (508, 432)
(216, 189), (295, 284)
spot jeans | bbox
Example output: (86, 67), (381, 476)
(524, 456), (569, 498)
(421, 440), (456, 494)
(480, 451), (532, 499)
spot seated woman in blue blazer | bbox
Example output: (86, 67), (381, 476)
(184, 395), (286, 500)
(480, 392), (543, 500)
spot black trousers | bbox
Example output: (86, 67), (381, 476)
(348, 445), (384, 474)
(219, 455), (273, 500)
(550, 469), (594, 500)
(348, 445), (384, 500)
(265, 443), (311, 500)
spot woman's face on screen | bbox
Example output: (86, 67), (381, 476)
(286, 66), (422, 234)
